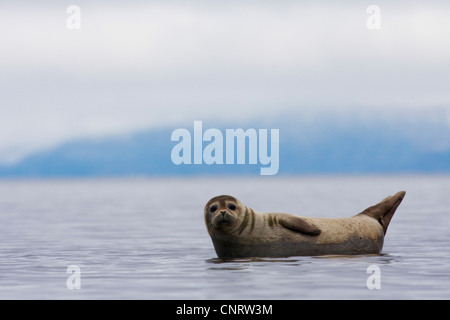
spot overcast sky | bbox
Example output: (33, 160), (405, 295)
(1, 1), (450, 163)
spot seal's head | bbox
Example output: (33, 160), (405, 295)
(204, 195), (245, 234)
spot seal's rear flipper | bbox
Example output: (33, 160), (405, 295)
(358, 191), (406, 234)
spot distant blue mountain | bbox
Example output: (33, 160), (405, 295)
(1, 110), (450, 177)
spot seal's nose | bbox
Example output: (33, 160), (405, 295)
(220, 210), (227, 216)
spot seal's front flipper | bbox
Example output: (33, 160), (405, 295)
(358, 191), (406, 234)
(278, 215), (321, 236)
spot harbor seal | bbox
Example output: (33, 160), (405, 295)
(204, 191), (406, 258)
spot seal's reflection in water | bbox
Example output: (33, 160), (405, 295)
(311, 253), (398, 268)
(205, 253), (397, 271)
(206, 257), (313, 271)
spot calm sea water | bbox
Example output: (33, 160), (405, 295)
(0, 175), (449, 300)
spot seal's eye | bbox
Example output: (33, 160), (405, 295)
(228, 204), (237, 211)
(210, 205), (218, 213)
